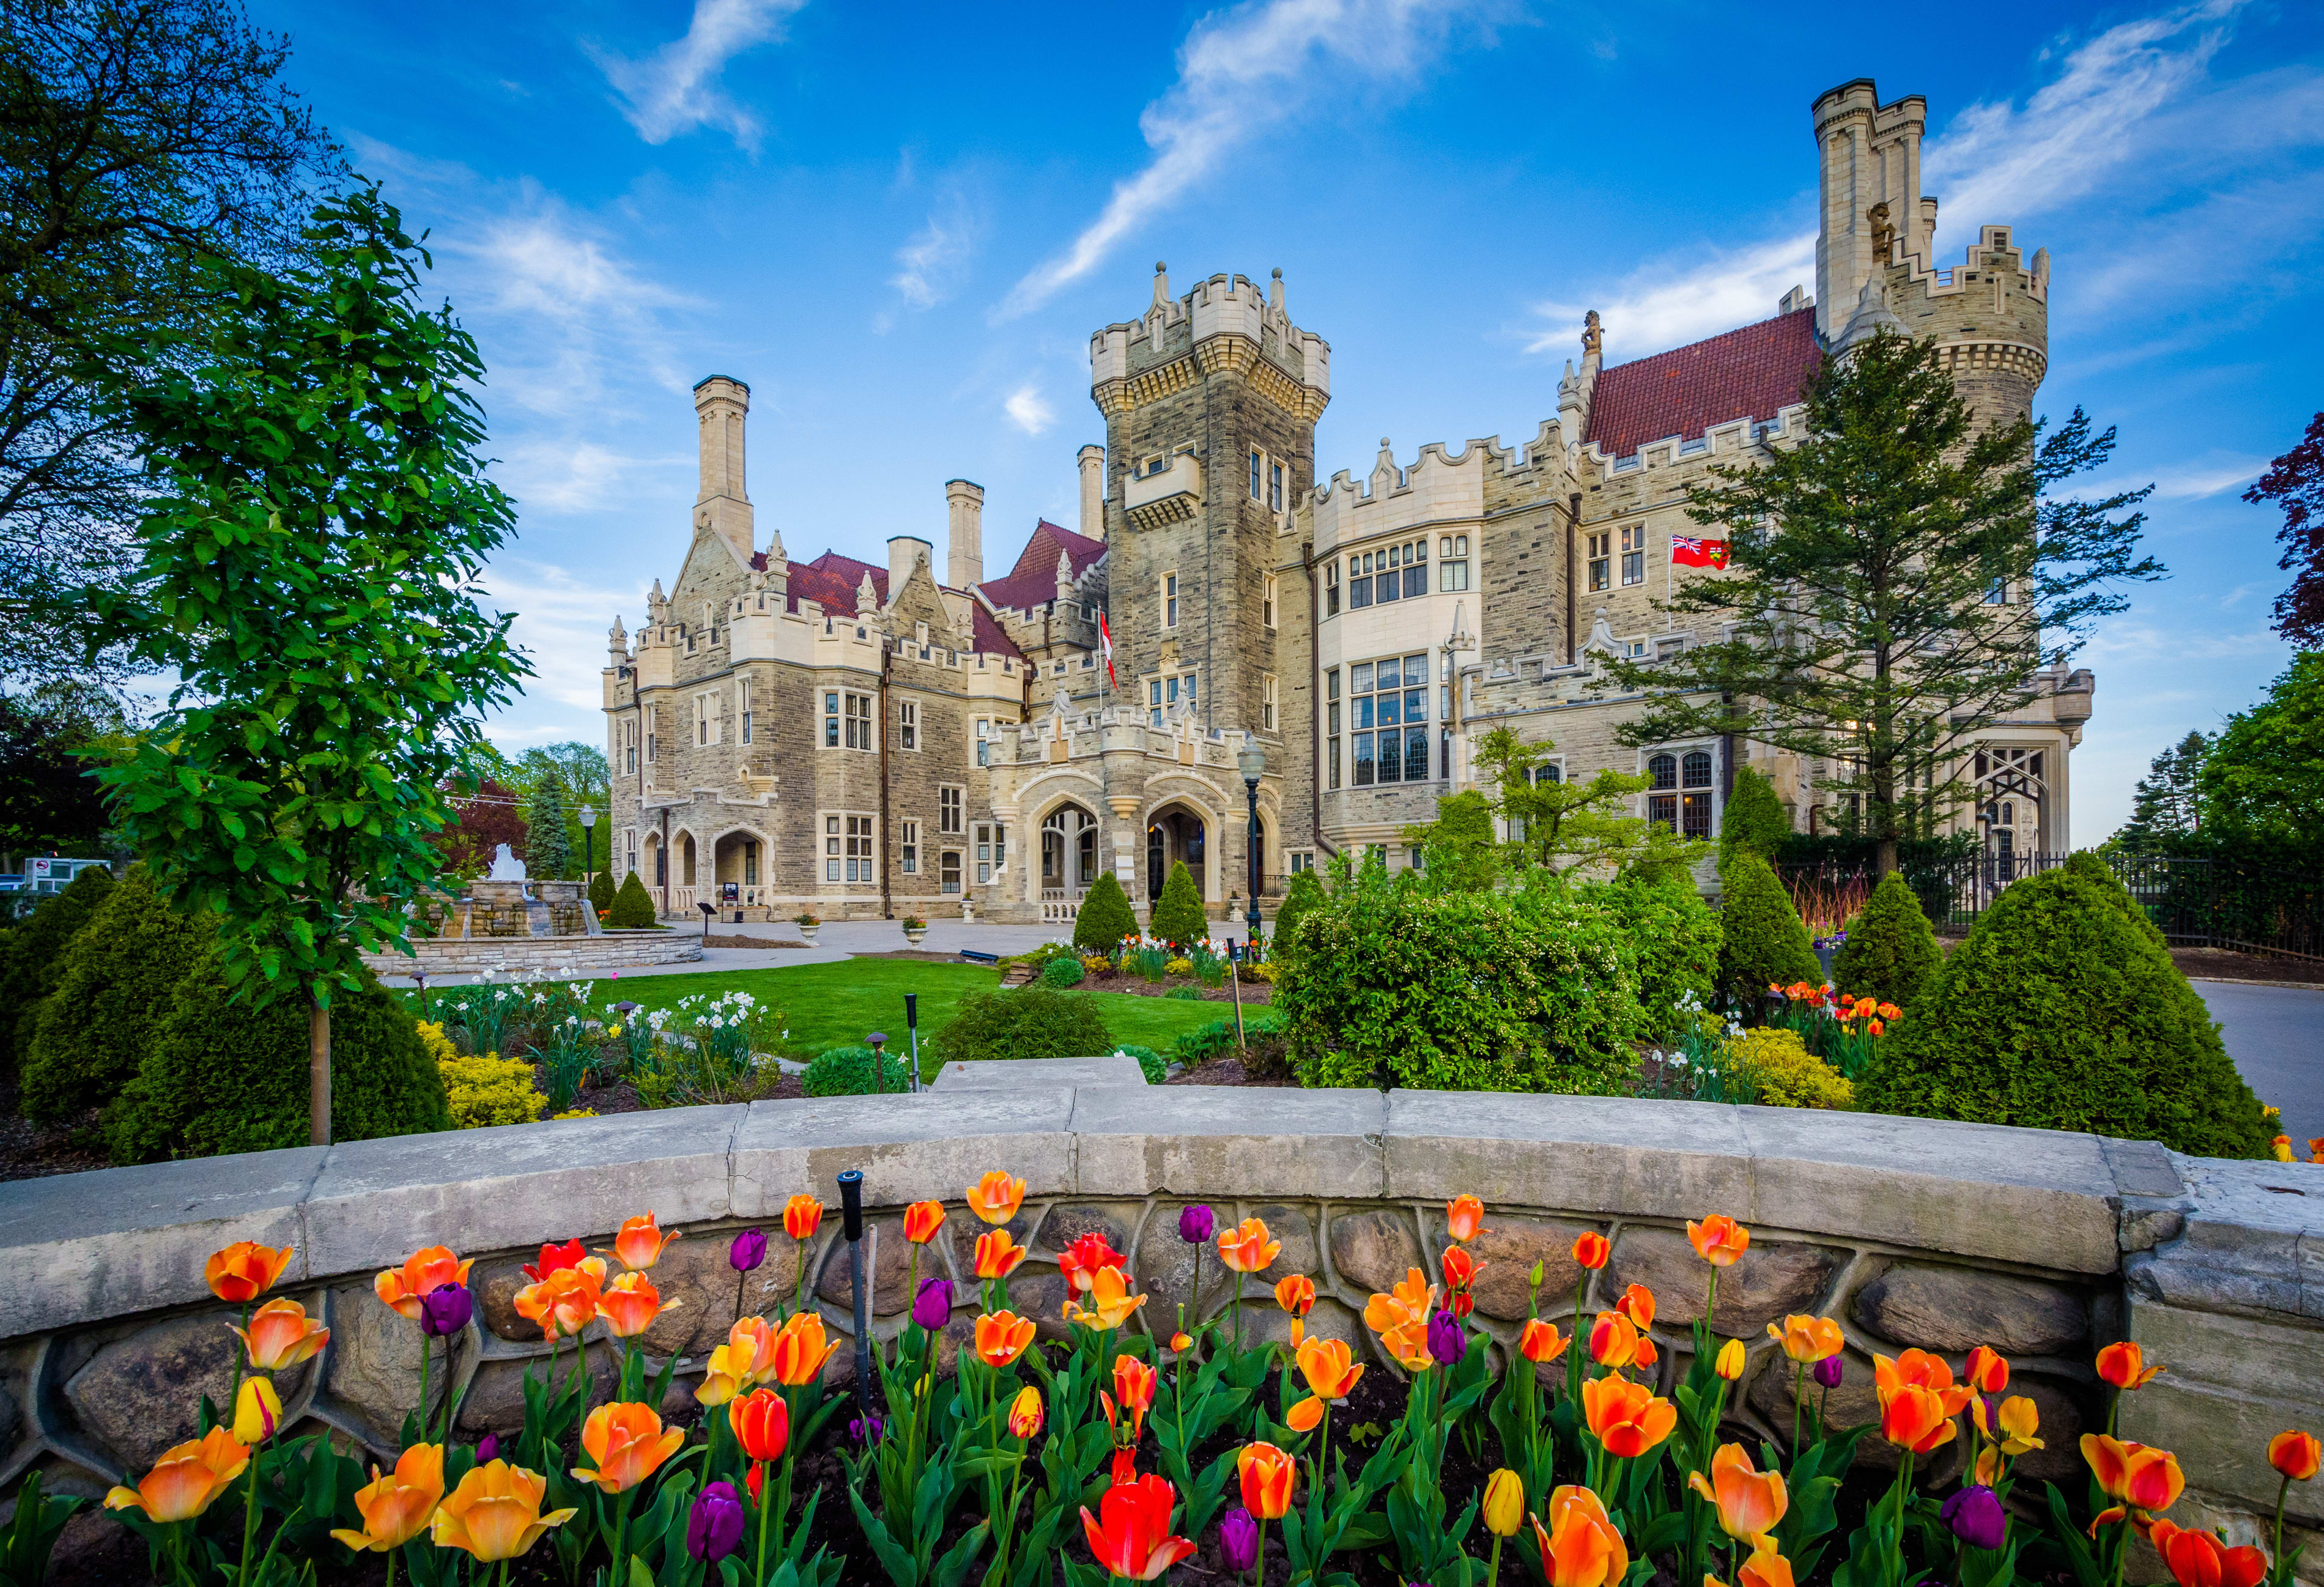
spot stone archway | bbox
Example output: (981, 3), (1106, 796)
(1145, 802), (1208, 903)
(1041, 804), (1100, 895)
(712, 827), (771, 912)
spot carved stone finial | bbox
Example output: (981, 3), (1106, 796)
(1582, 311), (1602, 357)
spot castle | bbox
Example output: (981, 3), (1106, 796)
(599, 79), (2095, 925)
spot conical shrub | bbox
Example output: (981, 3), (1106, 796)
(1148, 859), (1208, 947)
(588, 869), (616, 914)
(0, 864), (113, 1080)
(1830, 870), (1943, 1008)
(1715, 850), (1821, 1006)
(1072, 870), (1138, 952)
(1717, 766), (1791, 865)
(608, 869), (659, 928)
(20, 864), (211, 1122)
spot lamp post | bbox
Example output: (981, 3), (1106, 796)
(577, 804), (598, 885)
(1237, 737), (1265, 952)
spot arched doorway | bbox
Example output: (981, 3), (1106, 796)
(678, 832), (698, 887)
(713, 830), (768, 913)
(1146, 805), (1206, 901)
(1041, 803), (1099, 927)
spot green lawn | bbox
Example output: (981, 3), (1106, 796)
(410, 959), (1240, 1059)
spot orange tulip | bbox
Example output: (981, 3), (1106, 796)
(782, 1196), (823, 1241)
(1580, 1375), (1678, 1458)
(1614, 1283), (1655, 1330)
(1588, 1311), (1640, 1371)
(697, 1317), (778, 1405)
(770, 1309), (839, 1385)
(611, 1212), (679, 1270)
(1441, 1246), (1485, 1315)
(572, 1402), (684, 1494)
(429, 1460), (577, 1563)
(2148, 1520), (2269, 1587)
(975, 1310), (1037, 1368)
(1107, 1355), (1157, 1439)
(1446, 1194), (1487, 1242)
(1874, 1351), (1973, 1416)
(1287, 1396), (1324, 1432)
(1059, 1233), (1130, 1294)
(1689, 1443), (1789, 1539)
(968, 1171), (1026, 1226)
(730, 1388), (790, 1462)
(2096, 1341), (2166, 1389)
(1709, 1538), (1798, 1587)
(1297, 1336), (1366, 1400)
(1881, 1385), (1959, 1454)
(1008, 1385), (1045, 1438)
(1688, 1216), (1750, 1267)
(1520, 1320), (1569, 1364)
(2271, 1136), (2293, 1163)
(1380, 1319), (1435, 1373)
(1363, 1268), (1435, 1334)
(2082, 1435), (2186, 1513)
(1530, 1484), (1630, 1587)
(2270, 1430), (2322, 1481)
(1239, 1441), (1296, 1519)
(1079, 1472), (1196, 1580)
(975, 1228), (1029, 1280)
(1632, 1336), (1660, 1371)
(105, 1427), (248, 1523)
(596, 1271), (667, 1339)
(1572, 1231), (1611, 1270)
(1275, 1274), (1316, 1316)
(903, 1200), (946, 1244)
(1965, 1345), (2009, 1394)
(204, 1241), (295, 1304)
(1766, 1315), (1843, 1363)
(372, 1247), (475, 1320)
(1170, 1331), (1193, 1352)
(331, 1443), (446, 1553)
(231, 1297), (331, 1371)
(513, 1263), (602, 1341)
(1067, 1267), (1148, 1331)
(1217, 1218), (1281, 1275)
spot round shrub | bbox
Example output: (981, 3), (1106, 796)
(1072, 870), (1139, 953)
(929, 987), (1112, 1067)
(1717, 766), (1791, 865)
(1729, 1027), (1852, 1109)
(1149, 860), (1207, 948)
(1857, 853), (2276, 1158)
(1111, 1044), (1167, 1084)
(21, 864), (213, 1123)
(1715, 851), (1821, 1008)
(1164, 956), (1194, 977)
(0, 862), (113, 1081)
(608, 870), (659, 928)
(1039, 955), (1086, 989)
(1167, 985), (1202, 1001)
(439, 1052), (548, 1128)
(1597, 871), (1721, 1041)
(1270, 867), (1326, 962)
(106, 954), (453, 1163)
(588, 870), (616, 914)
(802, 1044), (911, 1097)
(1830, 870), (1942, 1010)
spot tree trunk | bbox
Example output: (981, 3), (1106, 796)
(309, 995), (331, 1147)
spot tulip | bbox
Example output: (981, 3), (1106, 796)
(2271, 1135), (2294, 1163)
(330, 1443), (446, 1553)
(430, 1459), (578, 1563)
(1239, 1441), (1295, 1519)
(1941, 1485), (2007, 1551)
(689, 1481), (747, 1564)
(1171, 1331), (1193, 1352)
(1688, 1216), (1750, 1267)
(899, 1199), (946, 1245)
(1287, 1396), (1324, 1433)
(205, 1241), (295, 1304)
(1587, 1311), (1640, 1371)
(976, 1310), (1038, 1367)
(1690, 1443), (1788, 1539)
(2270, 1430), (2322, 1481)
(1580, 1375), (1678, 1458)
(573, 1402), (684, 1494)
(1440, 1247), (1484, 1315)
(1520, 1320), (1569, 1364)
(1633, 1335), (1660, 1371)
(1379, 1319), (1434, 1372)
(374, 1247), (476, 1320)
(1298, 1336), (1366, 1400)
(1427, 1308), (1467, 1367)
(770, 1309), (838, 1385)
(2096, 1341), (2166, 1389)
(1059, 1232), (1131, 1293)
(729, 1227), (768, 1272)
(1572, 1231), (1610, 1270)
(1446, 1194), (1486, 1243)
(1363, 1270), (1435, 1334)
(1874, 1350), (1972, 1416)
(1112, 1450), (1140, 1488)
(1767, 1315), (1844, 1363)
(1881, 1384), (1958, 1454)
(1482, 1469), (1525, 1537)
(476, 1435), (499, 1463)
(522, 1238), (587, 1282)
(1108, 1355), (1158, 1439)
(514, 1264), (602, 1342)
(975, 1229), (1030, 1280)
(2082, 1434), (2186, 1513)
(1219, 1506), (1259, 1572)
(612, 1212), (680, 1270)
(1614, 1284), (1655, 1331)
(968, 1171), (1027, 1226)
(105, 1427), (250, 1523)
(781, 1195), (823, 1241)
(231, 1297), (331, 1371)
(419, 1283), (473, 1339)
(1008, 1385), (1045, 1438)
(232, 1376), (281, 1444)
(1530, 1484), (1629, 1587)
(2149, 1520), (2270, 1587)
(1813, 1355), (1845, 1389)
(1275, 1274), (1316, 1316)
(1709, 1537), (1797, 1587)
(913, 1276), (954, 1331)
(1067, 1267), (1147, 1332)
(1965, 1345), (2009, 1393)
(1982, 1394), (2044, 1456)
(1714, 1337), (1746, 1380)
(1179, 1204), (1216, 1244)
(597, 1271), (667, 1339)
(1218, 1218), (1281, 1275)
(1080, 1472), (1197, 1580)
(730, 1388), (790, 1460)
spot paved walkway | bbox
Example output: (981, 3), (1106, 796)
(2193, 979), (2324, 1150)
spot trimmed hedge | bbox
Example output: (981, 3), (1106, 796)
(802, 1044), (914, 1097)
(1730, 1027), (1852, 1109)
(1598, 871), (1722, 1041)
(1717, 766), (1791, 865)
(1038, 955), (1085, 988)
(1271, 867), (1326, 961)
(609, 870), (658, 928)
(1857, 853), (2276, 1158)
(588, 870), (616, 914)
(1830, 870), (1943, 1009)
(0, 864), (113, 1081)
(1072, 870), (1139, 953)
(1715, 851), (1821, 1007)
(928, 986), (1112, 1067)
(1149, 860), (1207, 948)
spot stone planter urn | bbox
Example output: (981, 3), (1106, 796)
(796, 918), (820, 945)
(902, 919), (928, 947)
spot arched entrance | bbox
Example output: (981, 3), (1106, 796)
(1040, 803), (1100, 927)
(1146, 805), (1206, 901)
(712, 829), (769, 913)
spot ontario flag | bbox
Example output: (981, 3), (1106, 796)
(1098, 609), (1116, 687)
(1671, 535), (1730, 569)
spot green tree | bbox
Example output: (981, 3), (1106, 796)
(0, 862), (111, 1080)
(527, 779), (572, 878)
(1404, 788), (1501, 893)
(1071, 869), (1138, 952)
(2115, 730), (2210, 853)
(1606, 331), (2160, 877)
(1149, 859), (1207, 946)
(2243, 410), (2324, 647)
(2200, 654), (2324, 840)
(514, 742), (611, 873)
(1829, 869), (1942, 1009)
(1717, 766), (1791, 866)
(1462, 725), (1704, 882)
(588, 869), (616, 916)
(20, 862), (210, 1121)
(0, 682), (133, 856)
(88, 187), (529, 1146)
(609, 870), (658, 928)
(1271, 866), (1327, 957)
(1715, 850), (1820, 1009)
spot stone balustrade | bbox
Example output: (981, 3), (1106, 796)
(1, 1090), (2316, 1578)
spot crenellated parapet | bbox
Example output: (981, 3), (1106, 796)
(1089, 263), (1329, 421)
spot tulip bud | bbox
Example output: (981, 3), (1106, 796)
(912, 1277), (953, 1332)
(476, 1433), (499, 1462)
(233, 1376), (281, 1444)
(1940, 1485), (2007, 1551)
(1179, 1205), (1216, 1244)
(729, 1227), (768, 1273)
(1528, 1259), (1545, 1292)
(1426, 1309), (1466, 1368)
(1481, 1468), (1524, 1537)
(1219, 1507), (1259, 1572)
(419, 1282), (473, 1339)
(1008, 1385), (1045, 1440)
(1171, 1331), (1193, 1352)
(2271, 1430), (2322, 1482)
(1813, 1355), (1845, 1389)
(1714, 1337), (1745, 1380)
(687, 1481), (747, 1563)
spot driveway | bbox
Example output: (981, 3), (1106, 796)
(2193, 979), (2324, 1150)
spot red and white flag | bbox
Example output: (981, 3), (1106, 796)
(1671, 535), (1730, 569)
(1098, 609), (1116, 687)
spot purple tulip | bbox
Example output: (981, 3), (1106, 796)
(730, 1227), (768, 1273)
(1813, 1354), (1845, 1389)
(850, 1413), (886, 1446)
(688, 1481), (747, 1563)
(1426, 1309), (1465, 1367)
(1941, 1485), (2007, 1551)
(912, 1276), (953, 1331)
(475, 1434), (498, 1463)
(1179, 1205), (1215, 1245)
(419, 1282), (473, 1338)
(1218, 1507), (1258, 1572)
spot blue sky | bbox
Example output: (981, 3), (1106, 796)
(250, 0), (2324, 840)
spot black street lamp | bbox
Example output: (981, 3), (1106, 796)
(1237, 738), (1265, 953)
(577, 804), (598, 884)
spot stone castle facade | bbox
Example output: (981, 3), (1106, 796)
(602, 78), (2095, 924)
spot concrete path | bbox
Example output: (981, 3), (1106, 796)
(2193, 979), (2324, 1150)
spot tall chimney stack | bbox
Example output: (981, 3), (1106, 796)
(1077, 444), (1105, 540)
(946, 479), (984, 588)
(691, 376), (753, 565)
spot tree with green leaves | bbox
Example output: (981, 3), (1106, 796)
(1404, 788), (1500, 893)
(1605, 330), (2160, 878)
(2199, 653), (2324, 840)
(527, 778), (571, 878)
(1149, 859), (1208, 947)
(1437, 724), (1703, 884)
(2115, 730), (2210, 853)
(0, 681), (131, 856)
(1071, 869), (1138, 953)
(1716, 766), (1791, 867)
(89, 186), (529, 1146)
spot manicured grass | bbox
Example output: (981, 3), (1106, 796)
(409, 959), (1239, 1059)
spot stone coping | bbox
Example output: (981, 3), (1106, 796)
(2, 1087), (2293, 1344)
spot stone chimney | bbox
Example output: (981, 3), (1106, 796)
(946, 479), (984, 588)
(692, 376), (753, 565)
(888, 535), (932, 602)
(1078, 445), (1105, 540)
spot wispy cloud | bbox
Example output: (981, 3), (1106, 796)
(494, 441), (693, 515)
(997, 0), (1496, 320)
(1004, 384), (1056, 435)
(483, 559), (662, 715)
(1523, 233), (1813, 358)
(588, 0), (807, 151)
(877, 190), (983, 330)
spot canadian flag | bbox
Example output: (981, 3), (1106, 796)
(1098, 609), (1116, 687)
(1671, 535), (1730, 569)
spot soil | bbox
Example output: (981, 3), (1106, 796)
(0, 1081), (108, 1182)
(1167, 1056), (1297, 1087)
(1074, 971), (1273, 1005)
(2169, 945), (2324, 986)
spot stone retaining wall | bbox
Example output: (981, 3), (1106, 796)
(1, 1091), (2317, 1577)
(357, 927), (703, 979)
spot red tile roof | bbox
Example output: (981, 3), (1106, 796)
(758, 547), (1030, 660)
(1586, 308), (1823, 461)
(976, 519), (1106, 613)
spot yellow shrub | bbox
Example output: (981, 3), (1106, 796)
(414, 1019), (459, 1065)
(552, 1107), (598, 1120)
(1245, 960), (1283, 984)
(1080, 955), (1111, 976)
(438, 1052), (547, 1128)
(1166, 957), (1194, 977)
(1729, 1027), (1852, 1110)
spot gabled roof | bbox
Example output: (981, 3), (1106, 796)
(750, 547), (1027, 660)
(1586, 308), (1823, 461)
(975, 519), (1106, 613)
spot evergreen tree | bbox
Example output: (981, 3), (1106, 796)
(1717, 766), (1792, 866)
(1149, 860), (1208, 947)
(609, 870), (659, 928)
(528, 779), (572, 878)
(1606, 331), (2160, 877)
(588, 870), (616, 915)
(1715, 850), (1821, 1010)
(1071, 870), (1138, 952)
(2116, 731), (2210, 853)
(20, 863), (211, 1122)
(1271, 867), (1327, 958)
(1829, 869), (1942, 1009)
(0, 864), (113, 1081)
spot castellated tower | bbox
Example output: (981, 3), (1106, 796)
(692, 375), (755, 565)
(1089, 263), (1328, 742)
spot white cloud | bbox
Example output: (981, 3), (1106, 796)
(494, 440), (693, 515)
(1004, 385), (1056, 435)
(888, 193), (983, 314)
(1525, 232), (1814, 360)
(997, 0), (1495, 320)
(482, 559), (662, 713)
(588, 0), (807, 151)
